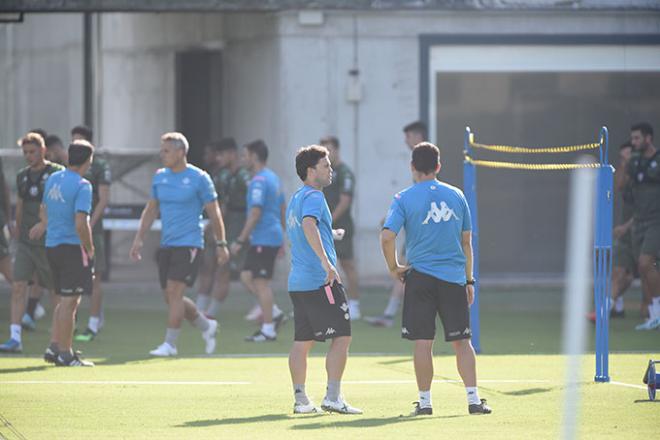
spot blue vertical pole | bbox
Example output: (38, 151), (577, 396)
(594, 126), (613, 382)
(464, 127), (481, 353)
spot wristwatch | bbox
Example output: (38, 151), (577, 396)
(466, 279), (476, 286)
(216, 240), (228, 248)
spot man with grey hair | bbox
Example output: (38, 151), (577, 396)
(129, 132), (230, 356)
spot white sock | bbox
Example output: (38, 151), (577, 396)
(651, 297), (660, 319)
(261, 322), (276, 337)
(272, 304), (282, 317)
(419, 390), (432, 408)
(193, 314), (211, 332)
(207, 299), (222, 319)
(613, 296), (624, 312)
(88, 316), (100, 333)
(466, 387), (481, 405)
(165, 328), (180, 347)
(384, 297), (401, 317)
(10, 324), (21, 343)
(196, 294), (211, 312)
(648, 304), (655, 320)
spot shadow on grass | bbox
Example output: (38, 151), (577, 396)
(93, 354), (162, 366)
(290, 414), (467, 430)
(634, 399), (660, 404)
(0, 365), (50, 374)
(175, 413), (323, 427)
(500, 387), (553, 396)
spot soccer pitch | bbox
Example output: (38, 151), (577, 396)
(1, 285), (658, 439)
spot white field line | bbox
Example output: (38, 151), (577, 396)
(0, 379), (549, 386)
(0, 380), (250, 386)
(609, 381), (646, 390)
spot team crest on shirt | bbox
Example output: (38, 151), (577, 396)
(182, 177), (190, 185)
(29, 186), (39, 197)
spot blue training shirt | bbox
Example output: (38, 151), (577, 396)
(44, 169), (92, 247)
(383, 179), (472, 285)
(287, 185), (337, 292)
(247, 168), (284, 247)
(151, 165), (217, 248)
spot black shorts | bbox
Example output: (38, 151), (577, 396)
(243, 245), (279, 279)
(157, 247), (202, 289)
(290, 283), (352, 342)
(46, 244), (94, 297)
(402, 269), (471, 342)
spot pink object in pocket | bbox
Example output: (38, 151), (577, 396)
(80, 246), (89, 268)
(324, 285), (335, 304)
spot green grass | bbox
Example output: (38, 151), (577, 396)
(1, 284), (658, 439)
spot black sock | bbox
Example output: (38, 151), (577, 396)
(26, 298), (39, 319)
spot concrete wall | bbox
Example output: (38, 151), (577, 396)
(1, 9), (659, 282)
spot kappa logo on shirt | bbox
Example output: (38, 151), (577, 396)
(287, 211), (301, 229)
(422, 201), (458, 225)
(47, 183), (65, 203)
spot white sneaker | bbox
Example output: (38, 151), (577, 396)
(348, 304), (361, 321)
(34, 303), (46, 321)
(149, 342), (178, 357)
(202, 319), (218, 354)
(321, 397), (363, 414)
(293, 401), (324, 414)
(244, 304), (263, 322)
(635, 317), (660, 331)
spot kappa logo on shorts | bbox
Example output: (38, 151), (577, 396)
(463, 327), (471, 335)
(423, 201), (458, 225)
(401, 327), (409, 335)
(259, 269), (268, 276)
(325, 328), (336, 336)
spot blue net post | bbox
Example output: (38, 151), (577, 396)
(594, 126), (613, 382)
(464, 127), (481, 353)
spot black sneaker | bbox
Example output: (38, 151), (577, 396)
(610, 309), (625, 319)
(273, 312), (288, 331)
(56, 353), (94, 367)
(468, 399), (492, 415)
(244, 330), (276, 342)
(411, 401), (433, 416)
(44, 347), (58, 364)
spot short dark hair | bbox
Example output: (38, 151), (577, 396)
(631, 122), (653, 139)
(295, 145), (328, 181)
(319, 136), (339, 149)
(619, 141), (633, 151)
(30, 128), (48, 139)
(403, 121), (428, 140)
(68, 140), (94, 166)
(245, 139), (268, 163)
(45, 134), (64, 149)
(71, 125), (93, 142)
(411, 142), (440, 175)
(217, 137), (238, 152)
(21, 132), (45, 149)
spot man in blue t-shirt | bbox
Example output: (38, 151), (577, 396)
(285, 145), (362, 415)
(34, 140), (95, 366)
(230, 140), (287, 342)
(129, 132), (229, 357)
(381, 142), (491, 416)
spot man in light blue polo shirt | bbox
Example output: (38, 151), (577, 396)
(130, 132), (229, 357)
(286, 145), (361, 415)
(230, 140), (287, 342)
(37, 140), (95, 366)
(381, 142), (491, 416)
